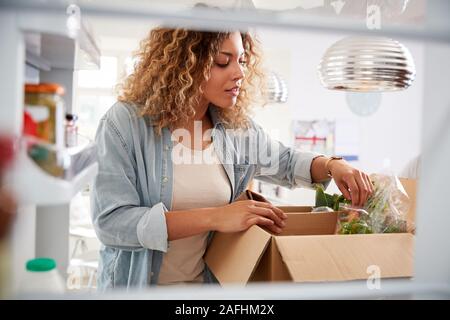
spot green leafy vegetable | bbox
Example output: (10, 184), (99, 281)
(314, 184), (350, 211)
(339, 218), (373, 234)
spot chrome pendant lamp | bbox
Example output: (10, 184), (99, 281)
(317, 36), (416, 92)
(267, 72), (288, 103)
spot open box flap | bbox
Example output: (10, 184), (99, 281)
(277, 206), (313, 213)
(274, 233), (414, 282)
(204, 225), (272, 285)
(280, 212), (338, 236)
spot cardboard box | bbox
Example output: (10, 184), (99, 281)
(399, 178), (417, 224)
(205, 181), (417, 285)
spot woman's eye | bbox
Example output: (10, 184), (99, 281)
(215, 62), (229, 68)
(214, 59), (246, 68)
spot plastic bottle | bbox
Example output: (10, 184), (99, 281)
(19, 258), (65, 295)
(65, 113), (78, 148)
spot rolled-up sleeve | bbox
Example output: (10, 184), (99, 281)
(91, 116), (168, 252)
(293, 150), (321, 186)
(136, 202), (169, 252)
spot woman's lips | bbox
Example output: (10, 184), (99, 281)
(225, 87), (239, 97)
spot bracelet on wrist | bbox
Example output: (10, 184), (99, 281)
(325, 156), (344, 177)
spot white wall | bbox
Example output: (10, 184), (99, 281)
(253, 28), (424, 204)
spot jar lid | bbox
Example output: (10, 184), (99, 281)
(65, 113), (78, 121)
(25, 83), (65, 95)
(26, 258), (57, 272)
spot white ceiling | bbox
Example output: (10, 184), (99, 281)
(85, 0), (426, 52)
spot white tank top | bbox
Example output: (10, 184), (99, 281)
(158, 143), (231, 285)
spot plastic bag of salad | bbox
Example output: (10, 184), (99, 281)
(361, 173), (410, 233)
(314, 173), (412, 234)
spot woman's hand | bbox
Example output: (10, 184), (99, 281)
(211, 200), (288, 234)
(328, 160), (373, 207)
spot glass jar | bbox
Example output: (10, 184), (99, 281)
(24, 83), (65, 147)
(24, 83), (68, 178)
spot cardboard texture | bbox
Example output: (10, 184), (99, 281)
(275, 233), (413, 282)
(399, 178), (417, 223)
(276, 209), (338, 236)
(205, 183), (417, 284)
(205, 225), (271, 284)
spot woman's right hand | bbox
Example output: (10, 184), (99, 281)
(211, 200), (287, 234)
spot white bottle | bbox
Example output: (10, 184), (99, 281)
(19, 258), (65, 295)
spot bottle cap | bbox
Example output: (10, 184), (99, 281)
(65, 114), (78, 122)
(26, 258), (57, 272)
(25, 83), (65, 95)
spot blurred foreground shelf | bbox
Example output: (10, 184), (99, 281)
(10, 141), (98, 206)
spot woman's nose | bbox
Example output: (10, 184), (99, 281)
(232, 62), (245, 81)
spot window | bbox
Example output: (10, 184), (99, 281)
(77, 56), (118, 89)
(74, 54), (130, 140)
(75, 95), (116, 139)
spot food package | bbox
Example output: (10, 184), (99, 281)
(314, 173), (412, 234)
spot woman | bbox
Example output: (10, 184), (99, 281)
(91, 28), (373, 290)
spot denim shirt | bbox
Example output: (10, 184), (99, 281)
(91, 101), (327, 291)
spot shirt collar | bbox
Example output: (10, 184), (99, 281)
(145, 104), (224, 129)
(208, 104), (224, 128)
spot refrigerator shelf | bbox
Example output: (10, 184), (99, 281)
(18, 8), (100, 71)
(9, 140), (98, 206)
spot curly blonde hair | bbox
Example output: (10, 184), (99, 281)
(117, 27), (265, 134)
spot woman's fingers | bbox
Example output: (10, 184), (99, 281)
(247, 201), (287, 233)
(249, 206), (285, 228)
(265, 224), (283, 234)
(250, 200), (288, 220)
(247, 215), (282, 234)
(354, 172), (370, 206)
(344, 176), (360, 207)
(364, 173), (374, 195)
(328, 161), (373, 207)
(271, 206), (288, 220)
(337, 183), (352, 202)
(246, 215), (274, 228)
